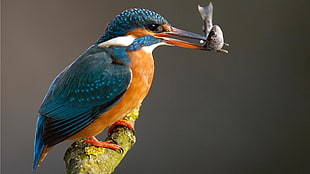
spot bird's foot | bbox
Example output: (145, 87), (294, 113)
(85, 136), (122, 150)
(108, 120), (134, 134)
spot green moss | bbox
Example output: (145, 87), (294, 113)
(85, 146), (106, 155)
(64, 106), (140, 174)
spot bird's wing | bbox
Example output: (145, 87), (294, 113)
(39, 50), (131, 146)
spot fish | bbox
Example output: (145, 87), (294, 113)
(198, 2), (229, 53)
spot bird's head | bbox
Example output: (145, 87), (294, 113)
(96, 8), (206, 52)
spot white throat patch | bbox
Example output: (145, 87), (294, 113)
(98, 35), (167, 53)
(142, 42), (168, 53)
(98, 35), (136, 48)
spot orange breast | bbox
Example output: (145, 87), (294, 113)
(68, 50), (154, 140)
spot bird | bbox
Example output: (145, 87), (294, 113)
(33, 8), (207, 171)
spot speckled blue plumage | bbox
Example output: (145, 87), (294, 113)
(97, 8), (168, 43)
(127, 35), (162, 51)
(33, 45), (132, 170)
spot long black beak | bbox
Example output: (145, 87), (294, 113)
(155, 27), (206, 50)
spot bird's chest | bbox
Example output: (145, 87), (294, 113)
(99, 50), (154, 125)
(101, 50), (154, 123)
(127, 50), (154, 89)
(106, 50), (154, 119)
(66, 50), (155, 138)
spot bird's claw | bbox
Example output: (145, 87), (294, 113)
(108, 120), (135, 135)
(85, 136), (122, 151)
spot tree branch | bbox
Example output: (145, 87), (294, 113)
(64, 106), (139, 174)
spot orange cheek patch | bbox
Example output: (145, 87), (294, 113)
(162, 24), (172, 32)
(126, 28), (154, 38)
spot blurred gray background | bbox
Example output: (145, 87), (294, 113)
(2, 0), (309, 173)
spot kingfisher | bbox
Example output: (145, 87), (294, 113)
(33, 8), (207, 171)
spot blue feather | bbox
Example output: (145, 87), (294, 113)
(36, 45), (131, 147)
(127, 35), (162, 51)
(96, 8), (168, 43)
(33, 115), (46, 171)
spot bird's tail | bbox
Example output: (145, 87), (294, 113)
(32, 115), (52, 172)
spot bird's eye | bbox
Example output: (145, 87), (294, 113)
(147, 24), (163, 33)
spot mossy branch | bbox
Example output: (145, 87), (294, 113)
(64, 106), (139, 174)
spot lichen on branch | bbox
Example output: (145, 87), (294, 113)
(64, 106), (139, 174)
